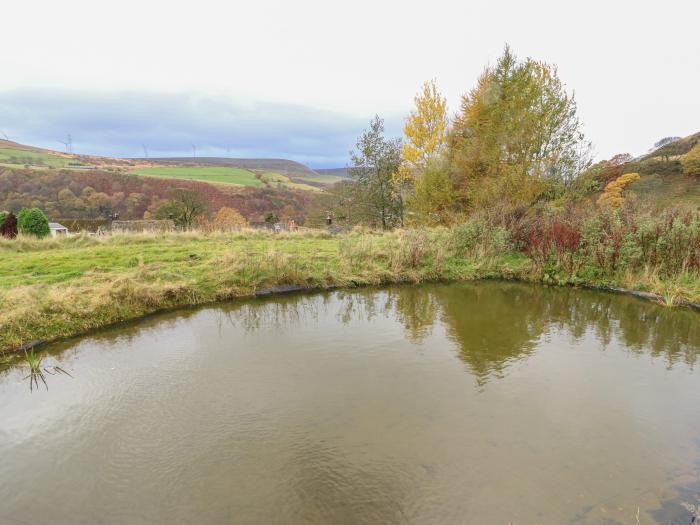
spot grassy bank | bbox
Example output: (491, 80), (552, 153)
(1, 220), (699, 354)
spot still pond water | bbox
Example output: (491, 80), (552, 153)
(1, 282), (700, 524)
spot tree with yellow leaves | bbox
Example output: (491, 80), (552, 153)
(398, 80), (452, 224)
(213, 206), (248, 231)
(597, 172), (640, 208)
(681, 143), (700, 176)
(398, 79), (449, 183)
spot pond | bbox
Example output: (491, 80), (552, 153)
(1, 282), (699, 524)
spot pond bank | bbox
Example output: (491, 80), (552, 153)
(1, 228), (699, 356)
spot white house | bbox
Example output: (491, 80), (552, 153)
(49, 222), (69, 237)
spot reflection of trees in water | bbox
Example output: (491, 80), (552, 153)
(10, 283), (697, 385)
(434, 282), (700, 382)
(390, 287), (440, 344)
(335, 287), (439, 343)
(218, 294), (325, 333)
(434, 282), (545, 383)
(219, 284), (700, 385)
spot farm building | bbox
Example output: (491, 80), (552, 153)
(49, 222), (69, 236)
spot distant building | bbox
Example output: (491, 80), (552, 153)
(64, 164), (97, 170)
(110, 220), (175, 233)
(49, 222), (69, 236)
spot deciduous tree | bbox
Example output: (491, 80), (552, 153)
(213, 206), (247, 231)
(154, 188), (207, 228)
(349, 116), (403, 229)
(398, 80), (448, 184)
(681, 143), (700, 176)
(450, 45), (592, 209)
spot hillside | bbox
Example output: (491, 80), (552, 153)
(640, 132), (700, 161)
(0, 166), (313, 224)
(0, 141), (342, 224)
(622, 131), (700, 208)
(0, 140), (342, 189)
(143, 157), (319, 178)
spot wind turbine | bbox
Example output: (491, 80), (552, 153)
(142, 144), (149, 158)
(1, 130), (17, 142)
(192, 144), (197, 159)
(58, 134), (73, 154)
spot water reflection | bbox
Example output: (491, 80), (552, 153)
(6, 282), (698, 389)
(218, 282), (700, 383)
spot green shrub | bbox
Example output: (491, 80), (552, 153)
(17, 208), (50, 238)
(0, 211), (7, 227)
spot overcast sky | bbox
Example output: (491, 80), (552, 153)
(1, 0), (698, 167)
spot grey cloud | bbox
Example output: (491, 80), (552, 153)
(0, 90), (403, 168)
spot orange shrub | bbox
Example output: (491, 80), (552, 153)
(597, 172), (640, 208)
(213, 207), (248, 231)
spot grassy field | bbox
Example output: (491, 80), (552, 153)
(294, 173), (346, 186)
(133, 166), (266, 187)
(259, 171), (320, 191)
(133, 166), (321, 191)
(629, 172), (700, 208)
(0, 147), (70, 168)
(1, 226), (699, 355)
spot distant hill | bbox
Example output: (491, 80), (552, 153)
(0, 140), (344, 192)
(0, 140), (344, 224)
(640, 132), (700, 161)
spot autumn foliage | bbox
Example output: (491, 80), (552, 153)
(0, 167), (311, 223)
(681, 143), (700, 176)
(597, 172), (640, 208)
(213, 207), (248, 231)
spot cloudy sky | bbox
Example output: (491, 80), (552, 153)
(1, 0), (698, 167)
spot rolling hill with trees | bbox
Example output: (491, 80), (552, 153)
(0, 139), (345, 225)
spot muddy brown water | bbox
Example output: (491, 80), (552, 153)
(1, 282), (699, 524)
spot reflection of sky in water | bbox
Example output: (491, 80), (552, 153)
(1, 282), (699, 524)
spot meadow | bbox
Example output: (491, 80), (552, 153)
(133, 165), (321, 191)
(133, 166), (266, 187)
(0, 147), (70, 169)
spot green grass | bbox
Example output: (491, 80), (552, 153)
(260, 171), (320, 192)
(0, 147), (70, 168)
(132, 166), (321, 191)
(133, 166), (266, 187)
(294, 174), (346, 186)
(629, 172), (700, 208)
(0, 229), (482, 353)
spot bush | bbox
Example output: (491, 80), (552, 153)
(213, 207), (248, 231)
(0, 212), (18, 238)
(597, 172), (640, 208)
(17, 208), (50, 237)
(681, 143), (700, 176)
(450, 219), (514, 258)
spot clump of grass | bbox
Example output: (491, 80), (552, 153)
(24, 348), (47, 391)
(660, 291), (678, 307)
(23, 348), (72, 391)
